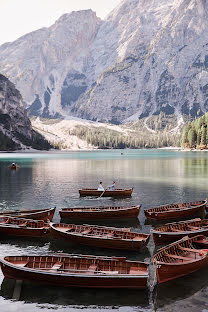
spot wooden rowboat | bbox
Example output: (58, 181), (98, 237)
(0, 216), (50, 238)
(50, 223), (150, 251)
(152, 218), (208, 246)
(59, 205), (141, 220)
(79, 188), (133, 197)
(152, 235), (208, 284)
(0, 207), (55, 221)
(0, 254), (149, 289)
(144, 200), (206, 221)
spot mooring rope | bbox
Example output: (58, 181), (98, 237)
(149, 260), (157, 290)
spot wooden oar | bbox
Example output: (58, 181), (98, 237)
(99, 189), (107, 198)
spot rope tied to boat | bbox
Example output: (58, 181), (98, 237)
(149, 260), (157, 290)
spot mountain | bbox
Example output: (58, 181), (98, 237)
(0, 74), (51, 150)
(0, 0), (208, 124)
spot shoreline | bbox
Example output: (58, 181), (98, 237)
(2, 146), (208, 153)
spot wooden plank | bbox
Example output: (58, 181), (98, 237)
(166, 253), (192, 260)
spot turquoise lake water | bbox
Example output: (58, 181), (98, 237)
(0, 149), (208, 311)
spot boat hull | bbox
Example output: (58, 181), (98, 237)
(155, 256), (208, 284)
(79, 189), (133, 197)
(0, 225), (50, 238)
(50, 225), (149, 251)
(0, 208), (55, 221)
(60, 206), (140, 220)
(152, 235), (208, 284)
(153, 228), (208, 246)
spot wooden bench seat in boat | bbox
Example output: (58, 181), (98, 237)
(166, 253), (192, 260)
(88, 264), (98, 273)
(101, 270), (119, 274)
(16, 261), (29, 267)
(81, 229), (92, 235)
(187, 226), (200, 230)
(132, 237), (143, 241)
(18, 222), (28, 227)
(170, 227), (182, 232)
(179, 246), (207, 254)
(64, 228), (74, 232)
(50, 262), (63, 271)
(104, 233), (114, 238)
(129, 266), (142, 274)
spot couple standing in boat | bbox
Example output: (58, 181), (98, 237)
(98, 181), (116, 191)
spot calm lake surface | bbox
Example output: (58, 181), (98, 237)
(0, 149), (208, 312)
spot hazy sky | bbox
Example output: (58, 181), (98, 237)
(0, 0), (121, 46)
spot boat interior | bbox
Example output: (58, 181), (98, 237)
(0, 217), (49, 228)
(153, 236), (208, 264)
(81, 189), (130, 191)
(155, 219), (208, 233)
(0, 208), (51, 215)
(147, 201), (205, 213)
(4, 255), (148, 275)
(61, 206), (138, 212)
(53, 223), (148, 241)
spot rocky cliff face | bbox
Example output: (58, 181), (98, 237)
(0, 74), (32, 140)
(0, 74), (51, 150)
(0, 1), (208, 123)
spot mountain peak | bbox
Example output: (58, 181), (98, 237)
(1, 0), (208, 123)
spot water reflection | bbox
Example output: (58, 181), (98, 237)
(155, 265), (208, 310)
(0, 277), (149, 308)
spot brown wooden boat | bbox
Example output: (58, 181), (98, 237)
(152, 235), (208, 284)
(50, 223), (150, 251)
(0, 207), (55, 221)
(144, 200), (206, 221)
(0, 216), (50, 238)
(79, 188), (133, 197)
(59, 205), (141, 220)
(152, 218), (208, 246)
(0, 254), (149, 289)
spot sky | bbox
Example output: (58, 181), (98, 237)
(0, 0), (121, 46)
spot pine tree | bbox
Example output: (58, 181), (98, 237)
(201, 125), (207, 146)
(187, 127), (196, 147)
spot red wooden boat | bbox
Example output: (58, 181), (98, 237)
(0, 254), (149, 289)
(144, 200), (206, 221)
(0, 207), (55, 221)
(152, 235), (208, 284)
(152, 218), (208, 245)
(50, 223), (150, 251)
(59, 205), (141, 220)
(79, 188), (133, 197)
(0, 216), (50, 238)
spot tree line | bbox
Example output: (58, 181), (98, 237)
(70, 124), (180, 149)
(181, 113), (208, 149)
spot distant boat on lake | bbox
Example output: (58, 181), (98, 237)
(79, 188), (133, 197)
